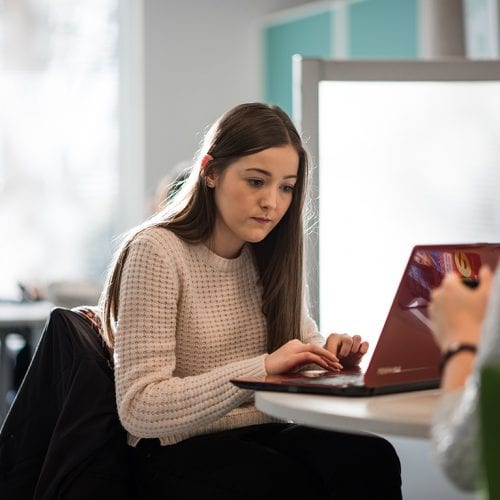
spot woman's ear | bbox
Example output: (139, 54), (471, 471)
(201, 154), (217, 188)
(201, 154), (216, 188)
(205, 175), (216, 188)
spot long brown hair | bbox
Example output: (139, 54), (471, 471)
(100, 102), (309, 352)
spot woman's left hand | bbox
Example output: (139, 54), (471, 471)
(324, 333), (369, 368)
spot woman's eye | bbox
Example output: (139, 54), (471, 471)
(247, 178), (264, 187)
(281, 184), (295, 193)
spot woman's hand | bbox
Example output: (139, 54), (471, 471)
(264, 339), (343, 375)
(324, 333), (369, 368)
(428, 266), (493, 351)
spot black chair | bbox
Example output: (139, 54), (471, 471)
(0, 307), (137, 499)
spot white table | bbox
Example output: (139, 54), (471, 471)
(0, 301), (54, 423)
(0, 301), (53, 328)
(255, 388), (441, 439)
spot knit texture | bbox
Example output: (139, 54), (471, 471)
(114, 226), (323, 446)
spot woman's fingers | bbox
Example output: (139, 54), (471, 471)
(324, 333), (369, 367)
(325, 333), (341, 356)
(265, 339), (344, 375)
(326, 333), (359, 357)
(295, 343), (343, 370)
(359, 341), (369, 354)
(300, 341), (339, 363)
(350, 334), (362, 353)
(338, 335), (353, 358)
(293, 351), (342, 371)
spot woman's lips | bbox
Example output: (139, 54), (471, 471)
(252, 217), (272, 224)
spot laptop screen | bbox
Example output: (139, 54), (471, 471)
(364, 243), (500, 387)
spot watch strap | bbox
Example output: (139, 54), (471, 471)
(439, 342), (477, 375)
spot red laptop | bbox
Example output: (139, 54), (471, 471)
(231, 243), (500, 396)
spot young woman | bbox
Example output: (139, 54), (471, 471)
(100, 102), (402, 499)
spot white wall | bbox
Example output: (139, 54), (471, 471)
(142, 0), (316, 200)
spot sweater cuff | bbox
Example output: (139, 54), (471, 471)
(244, 353), (267, 378)
(262, 354), (268, 376)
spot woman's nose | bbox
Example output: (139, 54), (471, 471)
(259, 187), (278, 210)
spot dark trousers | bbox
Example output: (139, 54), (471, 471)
(129, 423), (402, 500)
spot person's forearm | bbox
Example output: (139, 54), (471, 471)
(440, 351), (477, 393)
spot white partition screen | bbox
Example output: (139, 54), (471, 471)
(294, 59), (500, 350)
(319, 79), (500, 346)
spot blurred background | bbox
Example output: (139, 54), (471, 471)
(0, 0), (326, 306)
(1, 0), (498, 307)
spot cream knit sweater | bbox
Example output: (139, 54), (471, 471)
(114, 226), (323, 446)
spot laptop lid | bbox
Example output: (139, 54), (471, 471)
(231, 243), (500, 396)
(364, 243), (500, 388)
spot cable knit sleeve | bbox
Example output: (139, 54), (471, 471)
(300, 284), (325, 345)
(114, 233), (267, 442)
(431, 265), (500, 491)
(301, 308), (325, 345)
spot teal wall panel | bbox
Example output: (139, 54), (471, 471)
(349, 0), (418, 58)
(264, 11), (333, 115)
(263, 0), (419, 114)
